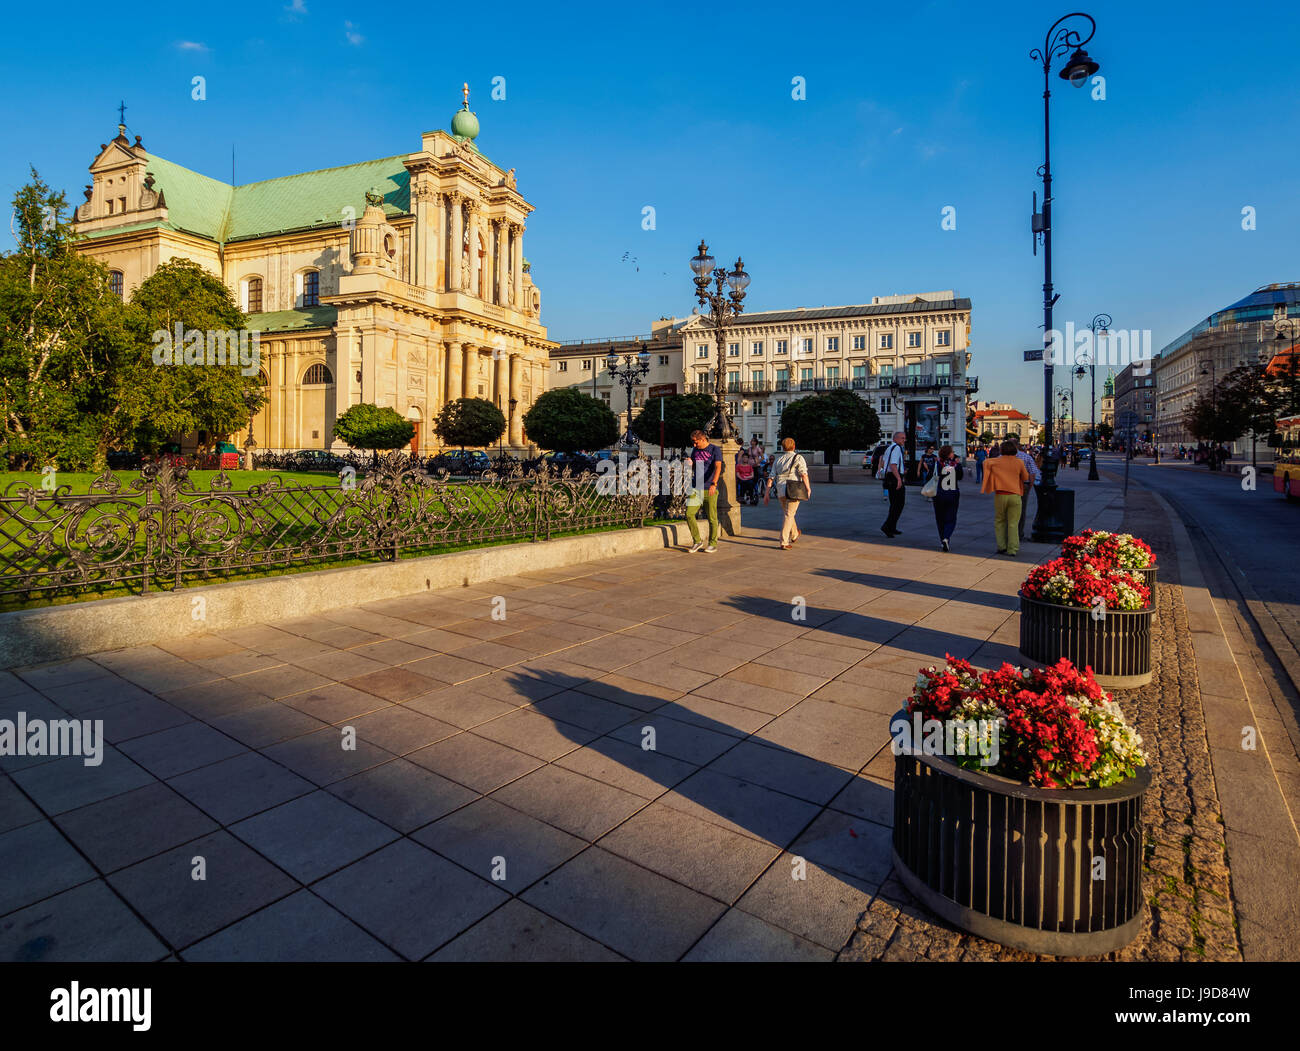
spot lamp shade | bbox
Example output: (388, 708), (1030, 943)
(1061, 47), (1100, 85)
(690, 241), (714, 277)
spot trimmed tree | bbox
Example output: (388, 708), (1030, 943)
(523, 388), (617, 453)
(333, 403), (415, 465)
(630, 392), (714, 452)
(778, 389), (880, 483)
(434, 397), (505, 450)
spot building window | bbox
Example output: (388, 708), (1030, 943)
(880, 397), (892, 414)
(907, 331), (922, 348)
(108, 270), (124, 300)
(800, 368), (814, 382)
(727, 370), (740, 388)
(600, 391), (610, 403)
(907, 362), (921, 377)
(775, 400), (785, 414)
(728, 343), (740, 357)
(658, 355), (669, 366)
(106, 199), (114, 216)
(936, 330), (951, 347)
(827, 337), (839, 352)
(852, 364), (867, 379)
(696, 345), (709, 359)
(825, 367), (840, 381)
(802, 338), (814, 353)
(557, 361), (568, 372)
(301, 270), (320, 307)
(751, 370), (764, 385)
(246, 277), (263, 314)
(775, 340), (788, 355)
(879, 363), (895, 379)
(775, 369), (789, 386)
(941, 396), (950, 415)
(751, 402), (764, 414)
(880, 334), (893, 350)
(303, 363), (333, 385)
(852, 335), (866, 350)
(936, 361), (951, 381)
(581, 359), (591, 371)
(750, 341), (763, 355)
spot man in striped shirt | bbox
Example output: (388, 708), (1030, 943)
(1009, 434), (1041, 542)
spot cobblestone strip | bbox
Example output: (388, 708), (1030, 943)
(838, 489), (1244, 962)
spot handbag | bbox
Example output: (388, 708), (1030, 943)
(920, 472), (939, 499)
(786, 477), (810, 501)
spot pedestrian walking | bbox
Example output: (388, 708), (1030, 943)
(879, 430), (907, 537)
(931, 444), (963, 552)
(920, 444), (938, 484)
(685, 429), (722, 553)
(980, 439), (1030, 556)
(1009, 434), (1041, 542)
(974, 444), (987, 484)
(764, 437), (810, 549)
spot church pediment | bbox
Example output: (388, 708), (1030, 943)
(90, 134), (147, 172)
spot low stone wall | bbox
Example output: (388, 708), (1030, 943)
(0, 521), (690, 668)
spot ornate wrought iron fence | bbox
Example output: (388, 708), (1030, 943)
(0, 455), (685, 603)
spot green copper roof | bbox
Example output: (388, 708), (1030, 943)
(129, 154), (411, 244)
(451, 107), (479, 142)
(246, 305), (338, 332)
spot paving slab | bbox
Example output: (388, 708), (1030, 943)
(429, 899), (624, 961)
(682, 906), (833, 962)
(54, 782), (218, 873)
(0, 879), (168, 962)
(230, 791), (399, 883)
(166, 751), (315, 825)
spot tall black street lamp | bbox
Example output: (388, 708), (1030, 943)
(606, 341), (651, 446)
(689, 240), (749, 440)
(1029, 12), (1100, 542)
(1087, 313), (1110, 480)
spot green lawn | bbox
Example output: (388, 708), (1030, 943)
(0, 468), (659, 611)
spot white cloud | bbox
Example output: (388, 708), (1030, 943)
(285, 0), (308, 12)
(344, 20), (363, 45)
(175, 41), (209, 52)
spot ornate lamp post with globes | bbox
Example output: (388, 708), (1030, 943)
(1086, 313), (1110, 480)
(689, 240), (750, 536)
(606, 340), (651, 447)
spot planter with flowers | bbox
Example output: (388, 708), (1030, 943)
(1062, 530), (1157, 592)
(892, 656), (1150, 955)
(1018, 554), (1154, 688)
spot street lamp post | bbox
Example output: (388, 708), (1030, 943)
(1087, 313), (1109, 480)
(689, 240), (750, 536)
(1029, 12), (1100, 542)
(606, 341), (651, 447)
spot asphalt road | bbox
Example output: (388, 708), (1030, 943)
(1087, 452), (1300, 684)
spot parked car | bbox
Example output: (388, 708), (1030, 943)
(524, 451), (597, 476)
(427, 450), (492, 476)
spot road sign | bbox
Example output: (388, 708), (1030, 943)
(648, 383), (677, 398)
(1024, 348), (1044, 362)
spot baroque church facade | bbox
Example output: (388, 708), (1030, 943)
(71, 88), (554, 455)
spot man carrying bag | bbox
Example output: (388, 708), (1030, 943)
(878, 430), (907, 538)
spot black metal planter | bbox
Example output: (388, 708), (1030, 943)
(891, 731), (1151, 955)
(1018, 593), (1153, 688)
(1132, 564), (1157, 592)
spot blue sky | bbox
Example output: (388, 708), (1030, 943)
(4, 0), (1297, 414)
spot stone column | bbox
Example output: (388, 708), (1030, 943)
(509, 353), (523, 445)
(464, 200), (479, 298)
(495, 350), (509, 415)
(462, 343), (476, 399)
(497, 221), (509, 306)
(446, 341), (462, 405)
(431, 191), (445, 292)
(510, 224), (523, 308)
(447, 193), (463, 292)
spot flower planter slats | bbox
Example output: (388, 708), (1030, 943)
(892, 741), (1150, 954)
(1019, 593), (1153, 688)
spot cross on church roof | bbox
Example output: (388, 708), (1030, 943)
(118, 100), (127, 125)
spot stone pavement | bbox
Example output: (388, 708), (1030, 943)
(0, 470), (1230, 963)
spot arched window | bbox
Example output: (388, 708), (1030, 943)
(246, 277), (263, 314)
(108, 270), (124, 300)
(303, 363), (333, 385)
(301, 270), (320, 308)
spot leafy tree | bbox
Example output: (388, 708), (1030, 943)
(120, 258), (264, 453)
(434, 397), (505, 450)
(523, 388), (617, 453)
(0, 169), (132, 469)
(979, 430), (996, 443)
(333, 403), (415, 465)
(1183, 390), (1249, 452)
(1097, 422), (1113, 442)
(630, 392), (714, 451)
(778, 389), (880, 483)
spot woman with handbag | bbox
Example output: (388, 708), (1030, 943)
(764, 437), (811, 549)
(923, 444), (963, 552)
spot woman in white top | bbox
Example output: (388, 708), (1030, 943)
(763, 437), (811, 549)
